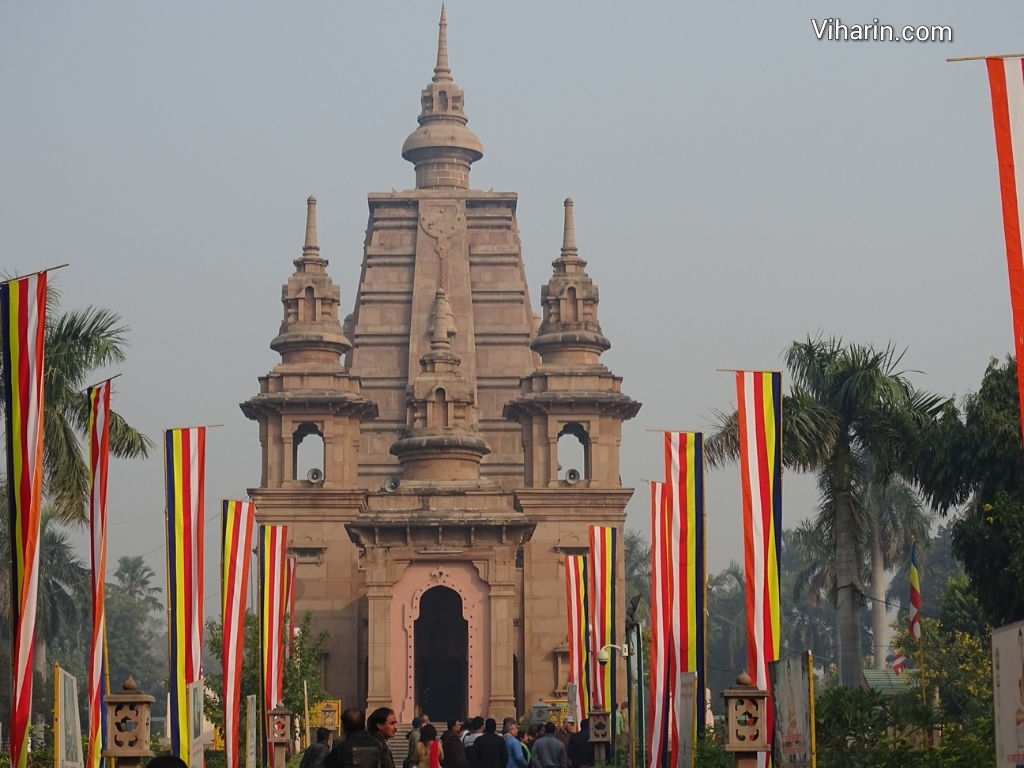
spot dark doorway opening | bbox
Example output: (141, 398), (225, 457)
(415, 586), (468, 721)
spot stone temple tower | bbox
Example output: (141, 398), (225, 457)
(243, 7), (639, 723)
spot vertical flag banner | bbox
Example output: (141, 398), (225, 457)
(166, 427), (207, 756)
(648, 481), (671, 768)
(87, 381), (112, 768)
(588, 525), (617, 712)
(664, 432), (706, 745)
(284, 556), (297, 658)
(984, 57), (1024, 441)
(736, 371), (783, 767)
(908, 540), (922, 642)
(259, 524), (289, 718)
(564, 554), (591, 722)
(1, 272), (47, 768)
(222, 500), (256, 768)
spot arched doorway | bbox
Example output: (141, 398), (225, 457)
(415, 586), (468, 721)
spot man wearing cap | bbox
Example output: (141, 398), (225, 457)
(406, 717), (424, 768)
(554, 718), (573, 750)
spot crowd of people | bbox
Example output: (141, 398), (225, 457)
(301, 707), (600, 768)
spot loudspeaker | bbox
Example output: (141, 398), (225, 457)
(306, 467), (324, 483)
(565, 468), (581, 484)
(384, 475), (401, 493)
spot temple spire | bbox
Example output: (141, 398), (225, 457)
(561, 198), (577, 256)
(303, 195), (319, 256)
(401, 6), (483, 188)
(433, 4), (451, 83)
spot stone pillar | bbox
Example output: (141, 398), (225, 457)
(488, 548), (517, 717)
(366, 547), (393, 712)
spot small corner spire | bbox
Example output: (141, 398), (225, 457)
(429, 289), (454, 352)
(433, 3), (452, 83)
(303, 196), (319, 255)
(561, 198), (577, 256)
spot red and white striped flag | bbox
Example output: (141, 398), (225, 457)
(1, 272), (48, 768)
(87, 380), (113, 768)
(260, 525), (289, 715)
(985, 57), (1024, 440)
(284, 555), (297, 658)
(892, 653), (906, 676)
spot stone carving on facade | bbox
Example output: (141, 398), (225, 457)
(419, 202), (465, 290)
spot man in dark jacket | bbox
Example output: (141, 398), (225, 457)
(326, 708), (391, 768)
(530, 723), (567, 768)
(472, 719), (506, 768)
(566, 719), (592, 768)
(441, 720), (468, 768)
(302, 728), (332, 768)
(368, 708), (399, 768)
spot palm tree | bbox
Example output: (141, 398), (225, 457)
(624, 528), (651, 625)
(0, 286), (153, 523)
(861, 470), (931, 669)
(706, 337), (946, 687)
(33, 510), (91, 673)
(40, 298), (153, 522)
(114, 555), (162, 612)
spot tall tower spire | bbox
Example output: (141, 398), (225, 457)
(434, 4), (451, 82)
(270, 196), (352, 364)
(401, 5), (483, 189)
(303, 195), (319, 255)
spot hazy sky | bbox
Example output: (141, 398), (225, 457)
(3, 1), (1024, 614)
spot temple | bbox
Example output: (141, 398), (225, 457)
(242, 7), (640, 722)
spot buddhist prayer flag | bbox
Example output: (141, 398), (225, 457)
(648, 481), (671, 768)
(736, 371), (783, 768)
(1, 272), (47, 768)
(259, 524), (289, 719)
(664, 432), (706, 745)
(985, 57), (1024, 441)
(166, 427), (207, 756)
(564, 554), (591, 722)
(588, 525), (617, 712)
(284, 555), (297, 658)
(892, 652), (906, 676)
(87, 381), (113, 768)
(908, 539), (922, 641)
(222, 500), (256, 768)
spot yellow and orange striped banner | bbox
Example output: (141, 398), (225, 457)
(222, 500), (256, 768)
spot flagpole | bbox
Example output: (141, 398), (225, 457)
(947, 53), (1024, 62)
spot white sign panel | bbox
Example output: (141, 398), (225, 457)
(675, 672), (696, 768)
(245, 694), (258, 768)
(992, 619), (1024, 766)
(56, 666), (84, 768)
(768, 653), (813, 767)
(187, 679), (205, 768)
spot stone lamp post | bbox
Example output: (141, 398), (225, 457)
(267, 702), (293, 768)
(721, 671), (771, 768)
(321, 701), (339, 741)
(102, 676), (154, 768)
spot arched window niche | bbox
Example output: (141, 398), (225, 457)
(293, 422), (325, 481)
(557, 422), (590, 483)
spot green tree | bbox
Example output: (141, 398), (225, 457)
(707, 338), (946, 687)
(205, 612), (330, 750)
(114, 555), (163, 613)
(624, 528), (650, 625)
(33, 510), (91, 674)
(861, 470), (931, 669)
(916, 357), (1024, 625)
(705, 562), (747, 698)
(0, 287), (153, 522)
